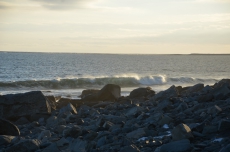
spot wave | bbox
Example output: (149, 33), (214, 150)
(0, 75), (218, 90)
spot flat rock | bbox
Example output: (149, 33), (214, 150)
(0, 91), (51, 120)
(172, 123), (193, 141)
(0, 118), (20, 136)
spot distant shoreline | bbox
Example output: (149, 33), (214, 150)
(0, 51), (229, 55)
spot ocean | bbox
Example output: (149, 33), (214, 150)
(0, 52), (229, 98)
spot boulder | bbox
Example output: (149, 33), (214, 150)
(171, 123), (193, 141)
(152, 85), (179, 101)
(6, 139), (41, 152)
(159, 139), (191, 152)
(0, 118), (20, 136)
(181, 83), (204, 95)
(59, 103), (77, 115)
(212, 83), (230, 100)
(0, 135), (16, 146)
(0, 91), (51, 120)
(79, 89), (100, 99)
(81, 84), (121, 101)
(129, 87), (155, 98)
(45, 95), (57, 110)
(63, 125), (82, 138)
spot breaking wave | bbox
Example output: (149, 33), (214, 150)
(0, 75), (218, 90)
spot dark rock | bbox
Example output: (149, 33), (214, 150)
(129, 87), (155, 98)
(120, 144), (140, 152)
(79, 89), (100, 99)
(15, 117), (30, 125)
(0, 119), (20, 136)
(0, 91), (51, 120)
(45, 95), (57, 110)
(92, 102), (113, 108)
(81, 84), (121, 101)
(220, 144), (230, 152)
(159, 139), (191, 152)
(152, 85), (179, 101)
(0, 135), (15, 146)
(212, 83), (230, 100)
(202, 125), (218, 134)
(198, 94), (214, 102)
(6, 139), (41, 152)
(56, 98), (71, 109)
(158, 115), (173, 126)
(69, 138), (87, 152)
(96, 136), (107, 148)
(171, 123), (193, 141)
(126, 128), (146, 139)
(218, 120), (230, 131)
(125, 106), (144, 117)
(59, 103), (77, 115)
(63, 125), (82, 138)
(181, 83), (204, 95)
(46, 116), (66, 128)
(41, 143), (59, 152)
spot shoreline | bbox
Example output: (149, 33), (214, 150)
(1, 79), (230, 151)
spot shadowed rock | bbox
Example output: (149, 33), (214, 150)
(0, 91), (51, 120)
(129, 87), (155, 98)
(0, 118), (20, 136)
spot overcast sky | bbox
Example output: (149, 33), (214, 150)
(0, 0), (230, 54)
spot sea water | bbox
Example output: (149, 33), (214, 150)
(0, 52), (229, 98)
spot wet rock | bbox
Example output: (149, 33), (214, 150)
(171, 123), (193, 141)
(158, 115), (173, 126)
(126, 128), (146, 139)
(6, 139), (41, 152)
(158, 139), (191, 152)
(125, 106), (144, 117)
(202, 125), (218, 135)
(0, 118), (20, 136)
(120, 144), (141, 152)
(129, 87), (155, 98)
(0, 91), (51, 120)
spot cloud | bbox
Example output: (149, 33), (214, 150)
(32, 0), (95, 10)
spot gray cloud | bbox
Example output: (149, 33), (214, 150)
(32, 0), (94, 10)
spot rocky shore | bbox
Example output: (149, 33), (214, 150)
(1, 80), (230, 152)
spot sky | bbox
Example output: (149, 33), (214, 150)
(0, 0), (230, 54)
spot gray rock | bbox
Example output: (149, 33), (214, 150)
(159, 139), (191, 152)
(152, 85), (179, 101)
(0, 135), (15, 146)
(158, 115), (173, 126)
(212, 83), (230, 99)
(6, 139), (41, 152)
(103, 121), (114, 130)
(0, 91), (51, 120)
(120, 144), (140, 152)
(78, 89), (100, 99)
(126, 128), (146, 139)
(202, 125), (218, 134)
(171, 123), (193, 141)
(0, 119), (20, 136)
